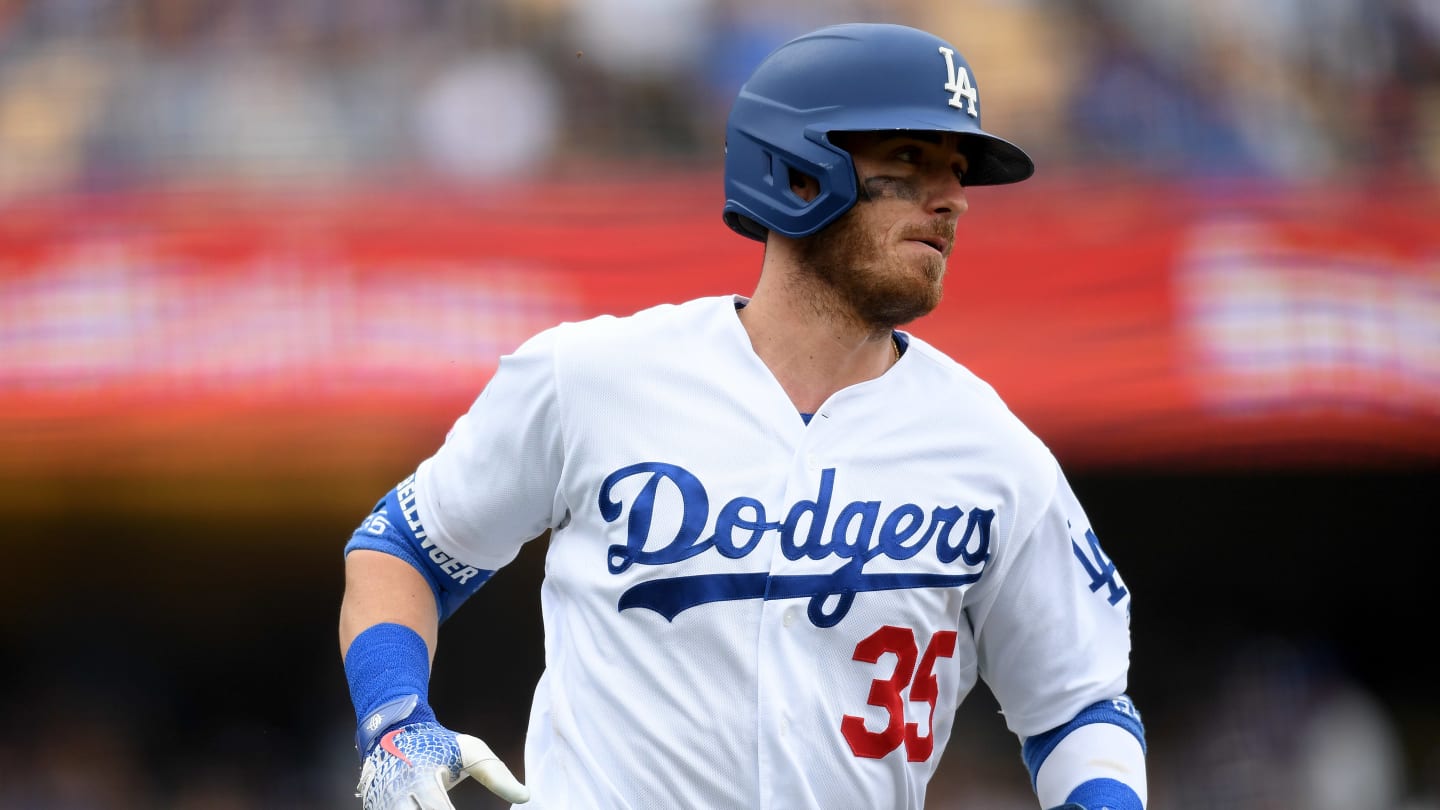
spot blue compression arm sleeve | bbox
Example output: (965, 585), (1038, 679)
(344, 476), (494, 622)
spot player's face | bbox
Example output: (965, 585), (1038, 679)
(794, 131), (969, 329)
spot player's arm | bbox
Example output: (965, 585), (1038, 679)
(966, 462), (1147, 810)
(337, 326), (566, 808)
(1025, 694), (1147, 810)
(340, 549), (439, 659)
(339, 504), (528, 809)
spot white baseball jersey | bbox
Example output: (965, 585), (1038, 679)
(411, 295), (1133, 809)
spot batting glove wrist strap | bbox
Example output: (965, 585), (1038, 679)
(345, 623), (438, 755)
(356, 694), (423, 754)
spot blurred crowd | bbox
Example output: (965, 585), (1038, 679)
(1, 0), (1438, 201)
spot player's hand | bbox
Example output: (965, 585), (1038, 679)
(357, 721), (530, 808)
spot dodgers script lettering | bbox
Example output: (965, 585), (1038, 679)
(599, 462), (994, 627)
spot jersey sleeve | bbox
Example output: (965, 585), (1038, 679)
(411, 324), (570, 571)
(967, 462), (1134, 738)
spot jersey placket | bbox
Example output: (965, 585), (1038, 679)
(753, 413), (839, 810)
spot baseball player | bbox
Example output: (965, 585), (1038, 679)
(339, 22), (1147, 810)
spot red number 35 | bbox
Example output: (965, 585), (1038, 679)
(840, 625), (958, 761)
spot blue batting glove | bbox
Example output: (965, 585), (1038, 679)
(356, 698), (529, 809)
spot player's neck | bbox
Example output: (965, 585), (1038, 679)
(738, 280), (898, 415)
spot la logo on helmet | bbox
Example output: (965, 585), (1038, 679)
(938, 47), (979, 117)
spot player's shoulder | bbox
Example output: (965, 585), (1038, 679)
(547, 295), (724, 334)
(900, 333), (1055, 460)
(542, 295), (734, 350)
(900, 333), (1024, 417)
(504, 296), (737, 380)
(900, 334), (1070, 539)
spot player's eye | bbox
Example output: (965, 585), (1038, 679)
(893, 146), (922, 164)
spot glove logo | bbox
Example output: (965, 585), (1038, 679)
(380, 729), (412, 766)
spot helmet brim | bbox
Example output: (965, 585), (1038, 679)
(954, 132), (1035, 186)
(818, 122), (1035, 187)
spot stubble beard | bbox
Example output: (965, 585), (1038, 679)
(791, 206), (946, 331)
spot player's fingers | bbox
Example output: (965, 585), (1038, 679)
(457, 733), (531, 804)
(405, 768), (460, 810)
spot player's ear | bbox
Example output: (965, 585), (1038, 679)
(789, 168), (820, 203)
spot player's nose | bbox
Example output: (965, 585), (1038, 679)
(925, 171), (968, 220)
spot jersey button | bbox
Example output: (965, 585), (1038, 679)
(783, 607), (798, 627)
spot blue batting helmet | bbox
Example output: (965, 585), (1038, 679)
(722, 23), (1035, 242)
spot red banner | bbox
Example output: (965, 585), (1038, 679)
(3, 174), (1438, 474)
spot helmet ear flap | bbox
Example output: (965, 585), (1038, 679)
(722, 125), (858, 242)
(723, 159), (825, 240)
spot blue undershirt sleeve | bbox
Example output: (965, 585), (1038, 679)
(343, 484), (494, 622)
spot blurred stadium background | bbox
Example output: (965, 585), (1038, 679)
(1, 0), (1438, 807)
